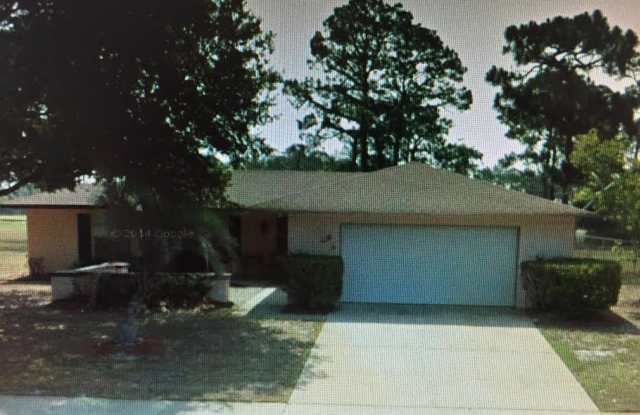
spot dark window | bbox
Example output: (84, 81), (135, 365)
(276, 215), (288, 255)
(77, 213), (92, 265)
(227, 215), (242, 259)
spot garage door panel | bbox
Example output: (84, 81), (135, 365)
(341, 224), (517, 306)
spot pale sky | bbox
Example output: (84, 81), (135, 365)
(244, 0), (640, 167)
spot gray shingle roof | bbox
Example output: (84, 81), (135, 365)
(0, 184), (103, 208)
(0, 164), (589, 216)
(234, 163), (587, 216)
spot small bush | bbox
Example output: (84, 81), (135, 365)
(283, 255), (343, 312)
(522, 258), (622, 313)
(143, 273), (215, 309)
(89, 274), (140, 309)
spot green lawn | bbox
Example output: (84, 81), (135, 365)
(0, 215), (325, 402)
(536, 276), (640, 412)
(0, 288), (324, 402)
(0, 215), (28, 279)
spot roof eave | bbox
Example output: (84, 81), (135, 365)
(236, 205), (593, 217)
(0, 204), (105, 209)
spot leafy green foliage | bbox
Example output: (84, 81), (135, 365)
(572, 130), (629, 196)
(284, 256), (343, 312)
(475, 155), (546, 197)
(246, 144), (356, 171)
(286, 0), (475, 172)
(144, 274), (215, 309)
(0, 0), (279, 201)
(572, 130), (640, 270)
(573, 128), (640, 302)
(611, 241), (640, 275)
(487, 10), (639, 201)
(522, 258), (622, 313)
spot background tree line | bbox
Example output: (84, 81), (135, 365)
(1, 0), (639, 208)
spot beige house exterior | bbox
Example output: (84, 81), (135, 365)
(26, 208), (97, 272)
(287, 213), (575, 308)
(2, 164), (586, 308)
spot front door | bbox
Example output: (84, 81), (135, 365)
(77, 213), (92, 265)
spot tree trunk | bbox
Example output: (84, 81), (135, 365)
(358, 54), (370, 172)
(392, 113), (404, 166)
(541, 147), (552, 200)
(561, 135), (574, 204)
(359, 123), (369, 172)
(374, 136), (385, 169)
(393, 135), (400, 165)
(550, 145), (557, 200)
(351, 138), (358, 170)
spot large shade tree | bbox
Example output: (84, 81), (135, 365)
(0, 0), (279, 204)
(487, 10), (639, 202)
(285, 0), (475, 172)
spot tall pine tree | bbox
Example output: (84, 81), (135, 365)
(286, 0), (475, 172)
(487, 10), (639, 201)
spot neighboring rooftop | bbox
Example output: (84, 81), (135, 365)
(1, 164), (588, 216)
(0, 183), (103, 208)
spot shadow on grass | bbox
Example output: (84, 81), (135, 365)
(245, 289), (328, 323)
(0, 396), (284, 415)
(0, 289), (326, 403)
(533, 309), (640, 335)
(245, 288), (536, 329)
(0, 289), (50, 309)
(2, 275), (51, 284)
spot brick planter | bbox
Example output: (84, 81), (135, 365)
(52, 265), (231, 306)
(51, 262), (131, 301)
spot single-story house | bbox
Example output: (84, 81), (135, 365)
(1, 163), (588, 308)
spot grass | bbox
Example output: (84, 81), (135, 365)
(0, 288), (324, 402)
(0, 215), (28, 279)
(0, 214), (27, 221)
(575, 247), (639, 278)
(535, 275), (640, 412)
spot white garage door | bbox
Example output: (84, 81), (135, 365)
(341, 224), (518, 306)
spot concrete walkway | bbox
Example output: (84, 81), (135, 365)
(286, 304), (599, 414)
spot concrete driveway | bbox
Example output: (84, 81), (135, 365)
(286, 304), (599, 414)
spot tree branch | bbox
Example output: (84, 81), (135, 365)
(0, 176), (34, 197)
(303, 93), (361, 124)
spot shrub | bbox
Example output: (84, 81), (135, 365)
(70, 274), (139, 310)
(143, 273), (215, 309)
(283, 255), (343, 312)
(522, 257), (622, 313)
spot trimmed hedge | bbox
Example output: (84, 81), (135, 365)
(283, 255), (343, 312)
(522, 258), (622, 312)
